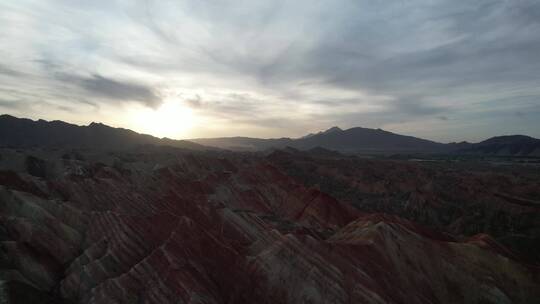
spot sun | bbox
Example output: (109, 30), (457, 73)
(129, 100), (196, 139)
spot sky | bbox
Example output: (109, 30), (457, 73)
(0, 0), (539, 142)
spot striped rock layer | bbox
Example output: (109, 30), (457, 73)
(0, 148), (538, 303)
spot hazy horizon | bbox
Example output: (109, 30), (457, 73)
(1, 1), (540, 142)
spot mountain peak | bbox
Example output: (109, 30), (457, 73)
(322, 126), (343, 134)
(89, 122), (107, 128)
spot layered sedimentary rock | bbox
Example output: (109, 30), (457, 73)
(268, 149), (540, 264)
(0, 147), (538, 303)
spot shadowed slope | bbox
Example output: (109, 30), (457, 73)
(0, 147), (538, 303)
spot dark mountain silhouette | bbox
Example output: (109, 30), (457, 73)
(291, 127), (446, 153)
(456, 135), (540, 156)
(2, 115), (538, 156)
(300, 126), (342, 139)
(192, 126), (446, 153)
(192, 127), (540, 156)
(0, 114), (208, 150)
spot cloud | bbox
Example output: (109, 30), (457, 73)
(0, 0), (539, 140)
(0, 64), (23, 77)
(185, 94), (202, 108)
(0, 99), (22, 109)
(388, 96), (450, 116)
(56, 73), (161, 108)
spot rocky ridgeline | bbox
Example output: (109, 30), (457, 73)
(0, 147), (538, 303)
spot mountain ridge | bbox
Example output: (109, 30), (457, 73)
(456, 134), (540, 156)
(0, 114), (209, 151)
(2, 114), (539, 156)
(191, 125), (540, 156)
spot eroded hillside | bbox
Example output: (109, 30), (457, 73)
(0, 147), (538, 303)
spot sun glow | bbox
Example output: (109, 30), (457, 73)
(129, 100), (196, 139)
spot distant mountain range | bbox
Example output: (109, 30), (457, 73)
(455, 135), (540, 156)
(191, 126), (445, 153)
(0, 114), (207, 151)
(192, 126), (540, 156)
(1, 114), (539, 156)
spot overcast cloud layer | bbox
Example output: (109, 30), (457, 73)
(1, 0), (539, 141)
